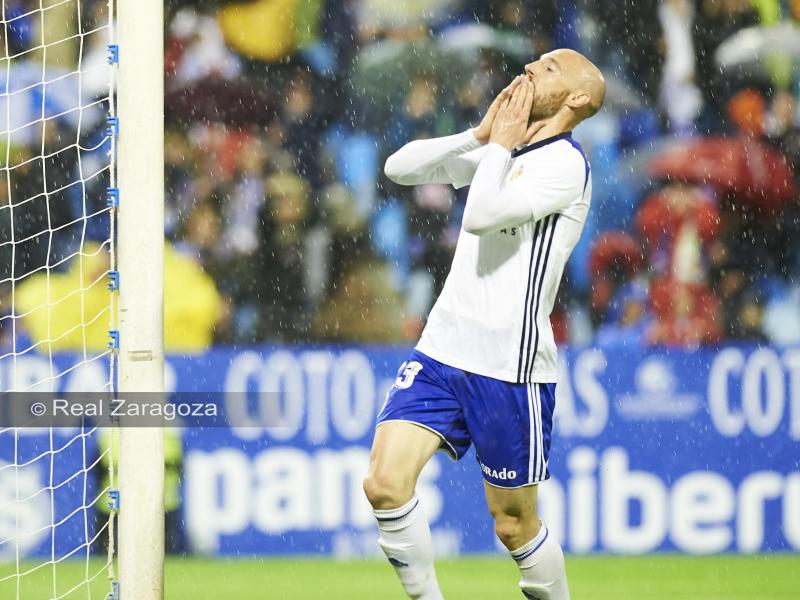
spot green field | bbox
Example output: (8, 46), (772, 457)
(2, 555), (799, 599)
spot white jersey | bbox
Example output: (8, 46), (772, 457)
(390, 129), (591, 383)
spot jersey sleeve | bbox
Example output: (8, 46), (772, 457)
(461, 144), (533, 235)
(442, 145), (486, 189)
(384, 129), (486, 188)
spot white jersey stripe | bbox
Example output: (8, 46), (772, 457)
(534, 384), (544, 481)
(527, 382), (535, 483)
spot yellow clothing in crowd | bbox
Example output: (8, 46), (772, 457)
(163, 244), (223, 353)
(14, 243), (112, 352)
(218, 0), (300, 61)
(15, 243), (222, 354)
(217, 0), (324, 62)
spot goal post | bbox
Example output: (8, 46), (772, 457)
(115, 0), (165, 599)
(0, 0), (165, 594)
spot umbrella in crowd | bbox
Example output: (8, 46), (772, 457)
(351, 25), (531, 123)
(715, 22), (800, 72)
(437, 23), (531, 62)
(602, 72), (644, 111)
(351, 38), (467, 96)
(648, 136), (796, 212)
(353, 24), (532, 91)
(165, 77), (274, 126)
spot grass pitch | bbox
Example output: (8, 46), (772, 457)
(2, 554), (798, 599)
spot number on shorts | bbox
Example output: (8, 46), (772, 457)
(394, 361), (423, 389)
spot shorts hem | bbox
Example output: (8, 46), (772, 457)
(482, 474), (550, 490)
(376, 419), (460, 461)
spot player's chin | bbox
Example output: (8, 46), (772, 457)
(530, 100), (559, 121)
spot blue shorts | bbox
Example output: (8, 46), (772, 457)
(376, 350), (556, 489)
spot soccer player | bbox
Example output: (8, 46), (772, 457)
(363, 49), (606, 600)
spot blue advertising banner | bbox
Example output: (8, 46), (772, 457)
(3, 345), (799, 558)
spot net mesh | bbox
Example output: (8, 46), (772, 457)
(0, 0), (116, 597)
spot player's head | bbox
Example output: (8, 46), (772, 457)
(523, 48), (605, 124)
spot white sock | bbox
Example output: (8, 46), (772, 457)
(374, 495), (444, 600)
(510, 524), (570, 600)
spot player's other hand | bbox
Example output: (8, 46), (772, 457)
(473, 77), (522, 145)
(489, 77), (539, 151)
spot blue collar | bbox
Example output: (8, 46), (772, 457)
(511, 131), (573, 158)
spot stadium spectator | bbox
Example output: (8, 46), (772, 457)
(217, 0), (301, 63)
(163, 243), (226, 352)
(355, 0), (460, 41)
(635, 182), (720, 282)
(587, 0), (664, 105)
(14, 242), (111, 352)
(168, 10), (242, 84)
(647, 279), (722, 347)
(595, 280), (653, 348)
(727, 291), (768, 342)
(277, 68), (327, 190)
(254, 172), (315, 341)
(588, 232), (643, 327)
(658, 0), (703, 133)
(13, 239), (224, 353)
(692, 0), (760, 119)
(312, 255), (411, 343)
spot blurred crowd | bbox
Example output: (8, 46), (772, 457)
(4, 0), (800, 352)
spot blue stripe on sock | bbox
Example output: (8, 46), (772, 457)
(375, 499), (419, 523)
(513, 528), (549, 564)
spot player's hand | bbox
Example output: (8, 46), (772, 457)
(489, 78), (536, 151)
(473, 77), (523, 145)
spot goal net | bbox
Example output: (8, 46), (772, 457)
(0, 0), (117, 598)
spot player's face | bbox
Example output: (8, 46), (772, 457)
(523, 53), (572, 120)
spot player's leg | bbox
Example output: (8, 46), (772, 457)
(363, 422), (444, 600)
(484, 483), (569, 600)
(364, 352), (470, 600)
(364, 421), (440, 509)
(455, 374), (567, 599)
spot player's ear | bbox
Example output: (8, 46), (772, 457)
(566, 91), (590, 111)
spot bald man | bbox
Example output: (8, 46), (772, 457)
(364, 49), (606, 600)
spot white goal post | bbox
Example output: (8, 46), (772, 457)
(0, 0), (165, 597)
(116, 1), (165, 600)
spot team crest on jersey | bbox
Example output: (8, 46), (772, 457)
(510, 164), (525, 181)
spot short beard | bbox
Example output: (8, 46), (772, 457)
(529, 104), (557, 121)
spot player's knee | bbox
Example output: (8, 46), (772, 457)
(493, 513), (530, 550)
(363, 471), (413, 510)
